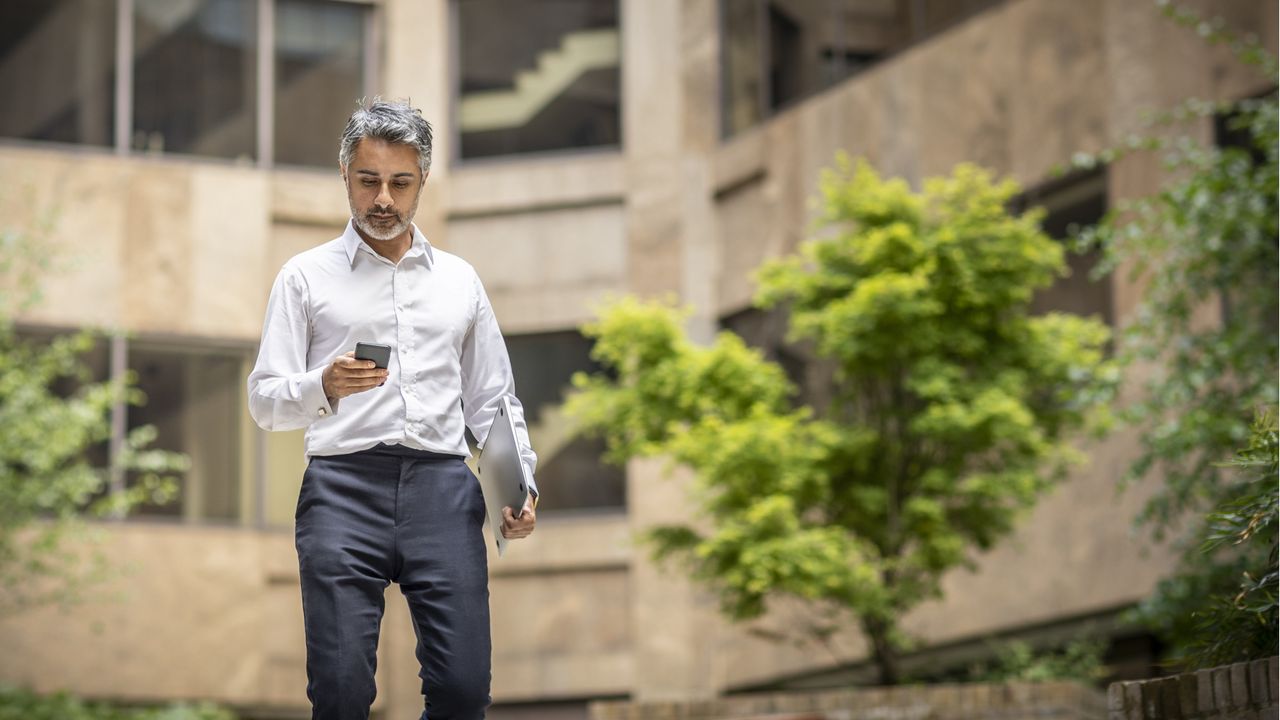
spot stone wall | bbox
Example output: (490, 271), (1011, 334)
(1107, 658), (1279, 720)
(590, 682), (1106, 720)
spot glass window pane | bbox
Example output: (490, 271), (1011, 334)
(129, 345), (245, 522)
(1025, 172), (1112, 327)
(505, 330), (625, 512)
(0, 0), (116, 146)
(458, 0), (620, 160)
(275, 0), (367, 168)
(132, 0), (257, 160)
(722, 0), (763, 137)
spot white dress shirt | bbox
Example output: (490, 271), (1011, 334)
(247, 221), (537, 494)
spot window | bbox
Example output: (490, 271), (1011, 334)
(457, 0), (621, 160)
(8, 329), (250, 524)
(0, 0), (117, 147)
(720, 0), (1005, 137)
(128, 343), (247, 521)
(132, 0), (257, 159)
(1021, 170), (1112, 326)
(0, 0), (373, 168)
(720, 306), (830, 412)
(504, 330), (625, 512)
(274, 0), (370, 167)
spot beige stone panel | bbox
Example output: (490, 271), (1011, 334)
(491, 570), (634, 699)
(904, 427), (1176, 641)
(446, 204), (627, 332)
(383, 0), (452, 175)
(269, 169), (348, 226)
(680, 0), (721, 154)
(0, 524), (307, 712)
(715, 179), (769, 313)
(867, 59), (925, 186)
(262, 427), (307, 528)
(681, 158), (719, 344)
(1104, 0), (1273, 144)
(449, 154), (626, 218)
(267, 222), (341, 281)
(626, 458), (721, 700)
(122, 162), (195, 334)
(626, 158), (686, 300)
(911, 4), (1013, 179)
(622, 0), (682, 159)
(0, 148), (127, 329)
(1006, 0), (1109, 185)
(188, 165), (271, 339)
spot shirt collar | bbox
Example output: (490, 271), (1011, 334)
(341, 220), (435, 268)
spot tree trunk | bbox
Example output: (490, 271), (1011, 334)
(862, 616), (901, 685)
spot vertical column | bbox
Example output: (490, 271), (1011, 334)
(622, 0), (726, 701)
(382, 0), (452, 248)
(114, 0), (134, 155)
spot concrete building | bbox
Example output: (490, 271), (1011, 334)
(0, 0), (1274, 718)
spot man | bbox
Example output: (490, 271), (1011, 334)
(248, 98), (537, 720)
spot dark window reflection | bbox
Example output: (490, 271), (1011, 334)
(129, 344), (244, 521)
(0, 0), (116, 146)
(458, 0), (620, 159)
(275, 0), (367, 168)
(132, 0), (257, 159)
(1021, 170), (1112, 327)
(505, 330), (625, 512)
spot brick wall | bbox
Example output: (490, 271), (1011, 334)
(589, 681), (1106, 720)
(1107, 657), (1278, 719)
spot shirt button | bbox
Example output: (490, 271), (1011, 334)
(318, 407), (328, 417)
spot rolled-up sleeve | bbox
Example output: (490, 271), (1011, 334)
(460, 274), (539, 497)
(247, 266), (335, 431)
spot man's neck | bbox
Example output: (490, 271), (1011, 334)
(357, 226), (413, 264)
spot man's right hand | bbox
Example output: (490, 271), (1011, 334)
(322, 351), (389, 402)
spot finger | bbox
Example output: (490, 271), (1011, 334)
(336, 357), (379, 370)
(336, 367), (388, 379)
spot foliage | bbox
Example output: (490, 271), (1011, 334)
(1064, 2), (1278, 668)
(0, 686), (235, 720)
(1068, 2), (1278, 537)
(568, 159), (1117, 684)
(1132, 409), (1278, 668)
(0, 213), (186, 616)
(965, 638), (1108, 685)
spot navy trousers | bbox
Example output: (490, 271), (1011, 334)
(295, 443), (491, 720)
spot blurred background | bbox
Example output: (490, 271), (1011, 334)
(0, 0), (1275, 719)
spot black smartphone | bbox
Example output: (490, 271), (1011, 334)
(354, 342), (392, 369)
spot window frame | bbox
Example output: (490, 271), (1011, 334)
(3, 0), (382, 169)
(447, 0), (625, 167)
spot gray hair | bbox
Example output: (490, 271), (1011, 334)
(338, 98), (434, 177)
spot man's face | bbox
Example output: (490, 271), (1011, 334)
(342, 138), (424, 243)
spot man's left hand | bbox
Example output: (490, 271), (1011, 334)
(501, 498), (536, 540)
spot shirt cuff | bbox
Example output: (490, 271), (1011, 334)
(301, 366), (337, 419)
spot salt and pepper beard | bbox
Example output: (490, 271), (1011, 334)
(346, 179), (422, 243)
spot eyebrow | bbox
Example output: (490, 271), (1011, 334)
(354, 169), (416, 179)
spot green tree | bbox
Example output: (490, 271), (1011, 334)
(568, 160), (1117, 684)
(0, 212), (184, 616)
(1067, 1), (1278, 667)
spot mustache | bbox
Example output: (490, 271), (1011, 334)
(366, 209), (400, 220)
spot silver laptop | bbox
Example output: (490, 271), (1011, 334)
(475, 395), (531, 557)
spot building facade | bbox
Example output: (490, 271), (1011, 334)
(0, 0), (1274, 718)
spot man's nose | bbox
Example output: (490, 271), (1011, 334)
(375, 185), (393, 208)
